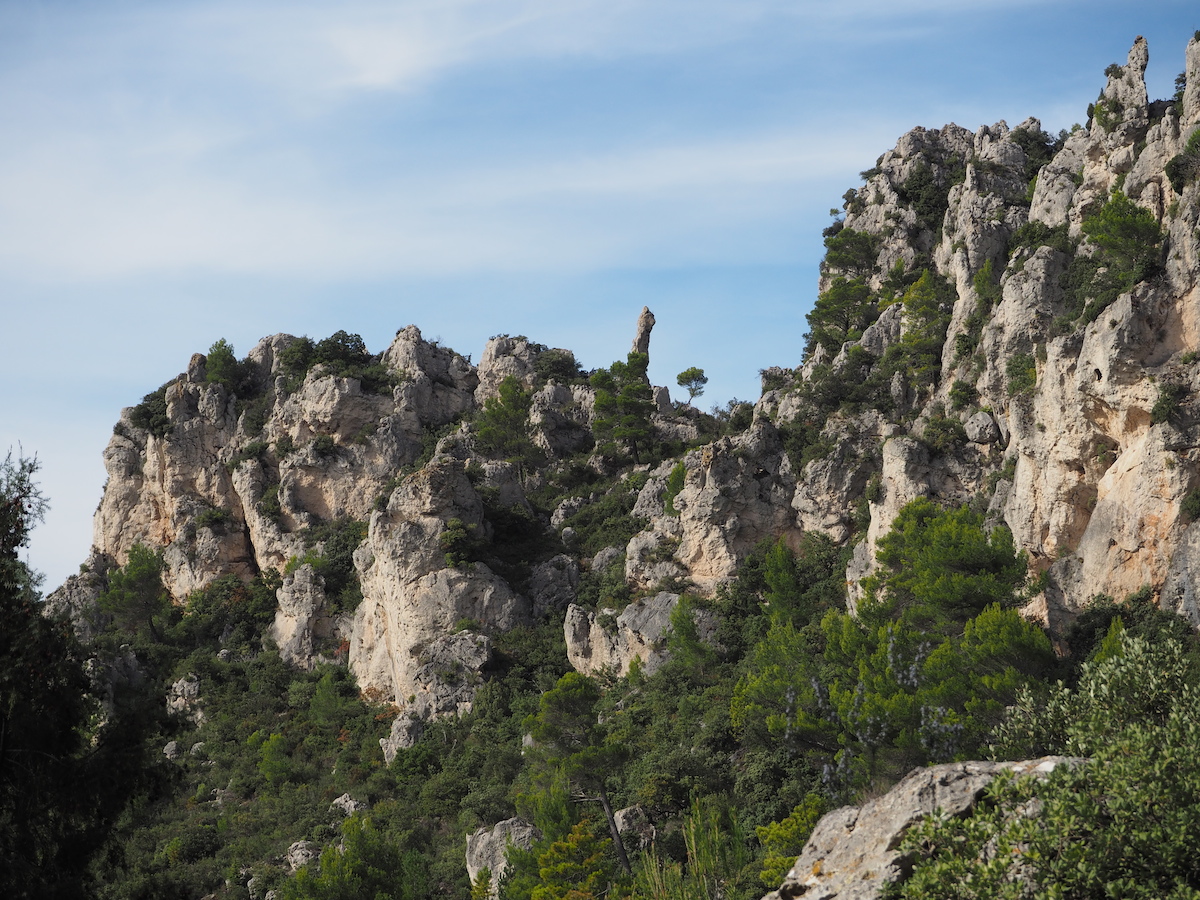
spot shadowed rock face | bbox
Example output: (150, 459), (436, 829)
(762, 757), (1083, 900)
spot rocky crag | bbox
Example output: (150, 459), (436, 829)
(51, 33), (1200, 765)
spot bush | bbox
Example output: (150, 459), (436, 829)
(1165, 127), (1200, 194)
(663, 463), (686, 517)
(1005, 353), (1037, 396)
(311, 434), (337, 459)
(921, 416), (966, 454)
(194, 507), (231, 532)
(948, 380), (977, 411)
(900, 632), (1200, 900)
(1079, 190), (1164, 298)
(1151, 382), (1188, 426)
(533, 349), (585, 385)
(1183, 488), (1200, 523)
(129, 382), (174, 437)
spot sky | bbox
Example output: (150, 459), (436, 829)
(2, 0), (1196, 590)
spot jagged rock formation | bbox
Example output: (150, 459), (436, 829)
(563, 591), (717, 676)
(763, 757), (1083, 900)
(61, 34), (1200, 740)
(465, 818), (542, 897)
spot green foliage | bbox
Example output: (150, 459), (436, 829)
(311, 434), (337, 459)
(193, 505), (231, 531)
(0, 455), (134, 898)
(954, 259), (1001, 364)
(99, 543), (172, 641)
(260, 482), (283, 523)
(1082, 189), (1164, 284)
(525, 672), (632, 873)
(1007, 220), (1071, 258)
(278, 330), (397, 395)
(1005, 352), (1036, 396)
(1058, 189), (1165, 326)
(805, 277), (877, 357)
(280, 815), (430, 900)
(756, 794), (829, 888)
(866, 498), (1025, 627)
(1092, 95), (1122, 132)
(440, 517), (479, 568)
(530, 821), (619, 900)
(900, 632), (1200, 900)
(822, 228), (880, 278)
(676, 367), (708, 405)
(948, 380), (977, 411)
(734, 507), (1043, 794)
(897, 156), (964, 233)
(475, 376), (543, 473)
(896, 270), (954, 395)
(129, 381), (174, 437)
(921, 414), (966, 454)
(1152, 381), (1189, 426)
(1165, 127), (1200, 193)
(533, 349), (586, 386)
(295, 518), (368, 614)
(634, 799), (752, 900)
(204, 337), (242, 392)
(1007, 125), (1063, 184)
(592, 353), (656, 465)
(663, 463), (686, 517)
(1183, 488), (1200, 522)
(561, 476), (649, 557)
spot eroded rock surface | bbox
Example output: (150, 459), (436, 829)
(763, 757), (1082, 900)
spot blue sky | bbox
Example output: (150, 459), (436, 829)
(2, 0), (1196, 589)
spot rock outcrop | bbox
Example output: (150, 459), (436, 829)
(466, 817), (542, 897)
(61, 35), (1200, 745)
(763, 757), (1083, 900)
(563, 591), (717, 676)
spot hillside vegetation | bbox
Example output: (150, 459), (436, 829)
(7, 29), (1200, 900)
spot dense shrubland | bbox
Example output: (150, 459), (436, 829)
(29, 473), (1188, 900)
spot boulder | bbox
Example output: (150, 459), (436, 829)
(763, 757), (1082, 900)
(466, 817), (542, 897)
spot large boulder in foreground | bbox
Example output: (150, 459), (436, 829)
(763, 757), (1081, 900)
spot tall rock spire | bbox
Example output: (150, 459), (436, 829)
(630, 306), (655, 357)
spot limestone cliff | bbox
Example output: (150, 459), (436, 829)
(60, 34), (1200, 736)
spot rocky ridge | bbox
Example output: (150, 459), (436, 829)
(49, 33), (1200, 747)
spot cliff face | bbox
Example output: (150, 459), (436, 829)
(60, 34), (1200, 731)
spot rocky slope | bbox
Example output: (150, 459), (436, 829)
(52, 33), (1200, 744)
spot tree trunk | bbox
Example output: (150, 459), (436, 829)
(596, 784), (632, 874)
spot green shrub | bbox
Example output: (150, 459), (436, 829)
(900, 632), (1200, 900)
(533, 348), (585, 385)
(259, 483), (282, 523)
(1182, 489), (1200, 523)
(440, 518), (478, 568)
(194, 507), (231, 532)
(129, 382), (174, 437)
(204, 338), (241, 392)
(921, 416), (967, 454)
(1165, 127), (1200, 194)
(663, 462), (686, 517)
(227, 441), (269, 471)
(948, 380), (978, 410)
(1058, 190), (1166, 326)
(311, 434), (337, 459)
(1005, 353), (1037, 396)
(822, 228), (880, 278)
(1151, 382), (1188, 425)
